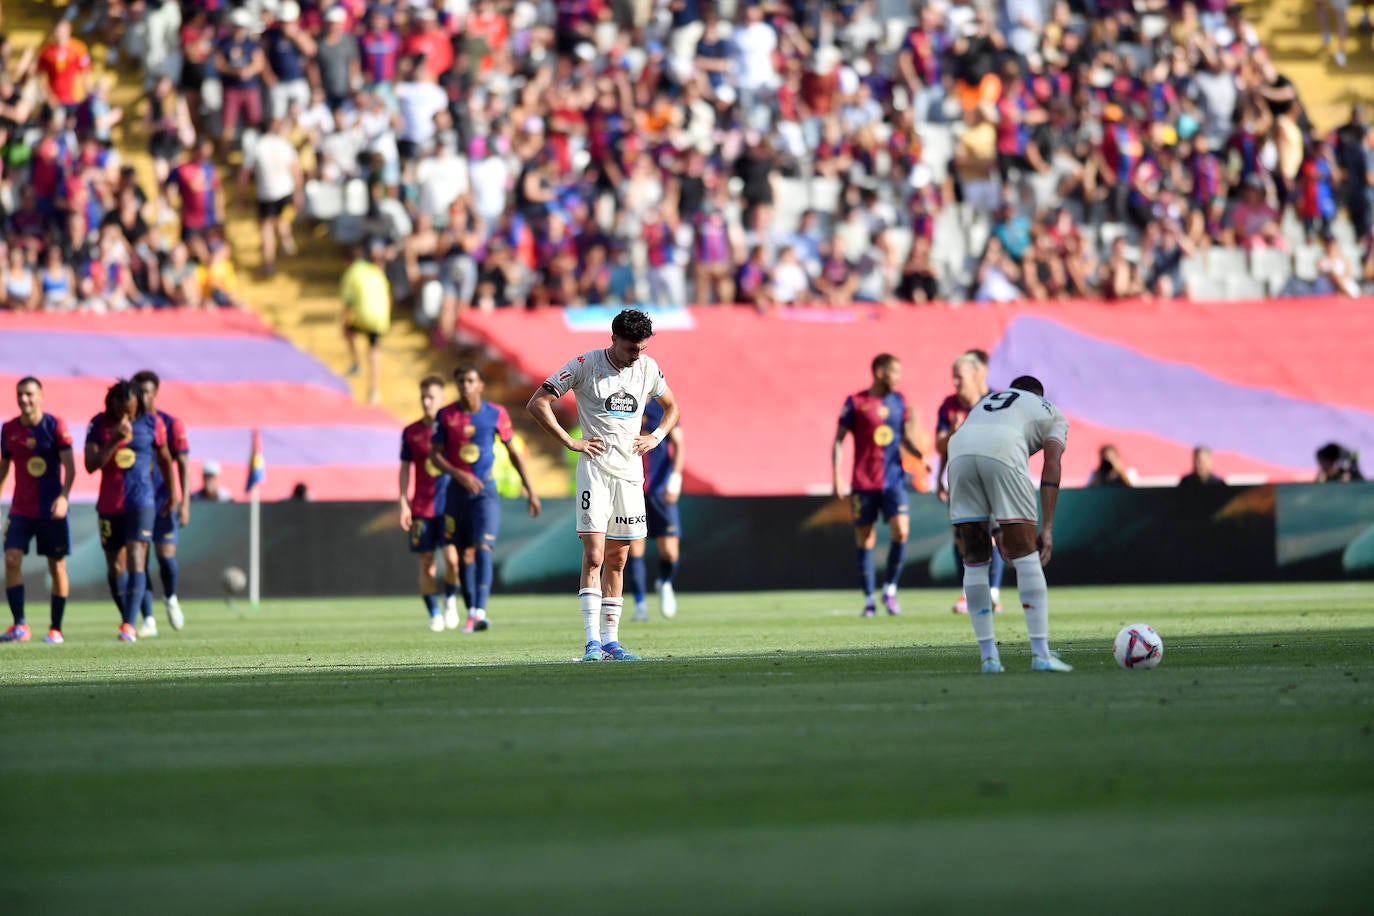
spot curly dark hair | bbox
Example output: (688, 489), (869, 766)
(104, 379), (141, 417)
(611, 308), (654, 343)
(131, 369), (161, 390)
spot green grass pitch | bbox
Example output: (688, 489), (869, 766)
(2, 583), (1372, 915)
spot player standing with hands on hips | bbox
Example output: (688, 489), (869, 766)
(946, 375), (1071, 673)
(528, 309), (680, 662)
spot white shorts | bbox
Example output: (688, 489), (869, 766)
(575, 460), (647, 541)
(947, 455), (1039, 526)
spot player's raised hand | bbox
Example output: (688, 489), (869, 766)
(571, 436), (606, 457)
(1036, 528), (1053, 566)
(50, 494), (68, 520)
(526, 491), (542, 518)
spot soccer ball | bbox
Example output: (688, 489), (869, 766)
(222, 566), (248, 596)
(1113, 623), (1163, 670)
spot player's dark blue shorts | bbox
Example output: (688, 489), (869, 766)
(153, 512), (178, 546)
(645, 490), (681, 539)
(408, 516), (444, 554)
(4, 514), (71, 558)
(445, 493), (500, 549)
(851, 485), (909, 527)
(100, 504), (157, 550)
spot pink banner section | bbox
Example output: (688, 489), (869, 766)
(0, 309), (278, 337)
(460, 298), (1374, 494)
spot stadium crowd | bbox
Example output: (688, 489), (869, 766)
(2, 0), (1372, 327)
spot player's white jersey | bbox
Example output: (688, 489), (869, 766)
(544, 349), (667, 482)
(948, 389), (1069, 468)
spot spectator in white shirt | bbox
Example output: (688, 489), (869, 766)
(393, 56), (448, 162)
(239, 118), (303, 274)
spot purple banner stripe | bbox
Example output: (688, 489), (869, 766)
(991, 316), (1374, 469)
(0, 332), (349, 392)
(75, 425), (398, 468)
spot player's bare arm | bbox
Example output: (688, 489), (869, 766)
(832, 424), (850, 499)
(526, 386), (605, 457)
(1037, 439), (1065, 566)
(53, 447), (75, 520)
(155, 443), (180, 517)
(632, 387), (680, 456)
(502, 437), (542, 518)
(901, 411), (924, 461)
(0, 456), (9, 495)
(665, 426), (685, 506)
(84, 421), (129, 473)
(398, 460), (413, 530)
(176, 450), (191, 526)
(428, 451), (485, 496)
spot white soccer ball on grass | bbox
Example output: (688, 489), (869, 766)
(1113, 623), (1163, 670)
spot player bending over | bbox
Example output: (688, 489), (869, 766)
(432, 366), (540, 633)
(1, 378), (76, 644)
(86, 380), (179, 642)
(832, 353), (923, 617)
(527, 308), (679, 662)
(400, 376), (460, 631)
(946, 375), (1070, 673)
(628, 396), (685, 622)
(132, 371), (191, 635)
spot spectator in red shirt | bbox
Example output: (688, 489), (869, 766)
(36, 20), (91, 111)
(466, 0), (510, 74)
(403, 8), (454, 80)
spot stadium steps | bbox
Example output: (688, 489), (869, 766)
(1238, 0), (1374, 132)
(13, 0), (570, 495)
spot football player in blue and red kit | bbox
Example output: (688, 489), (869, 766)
(832, 354), (924, 617)
(936, 351), (1005, 613)
(627, 397), (685, 622)
(432, 366), (540, 633)
(1, 378), (76, 644)
(400, 376), (458, 632)
(132, 370), (192, 635)
(85, 380), (179, 642)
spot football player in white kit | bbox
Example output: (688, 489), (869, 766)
(527, 309), (681, 662)
(946, 375), (1072, 673)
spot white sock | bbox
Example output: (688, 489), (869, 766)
(883, 582), (896, 597)
(472, 608), (486, 621)
(1012, 554), (1050, 657)
(963, 562), (997, 660)
(601, 597), (623, 645)
(580, 588), (602, 644)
